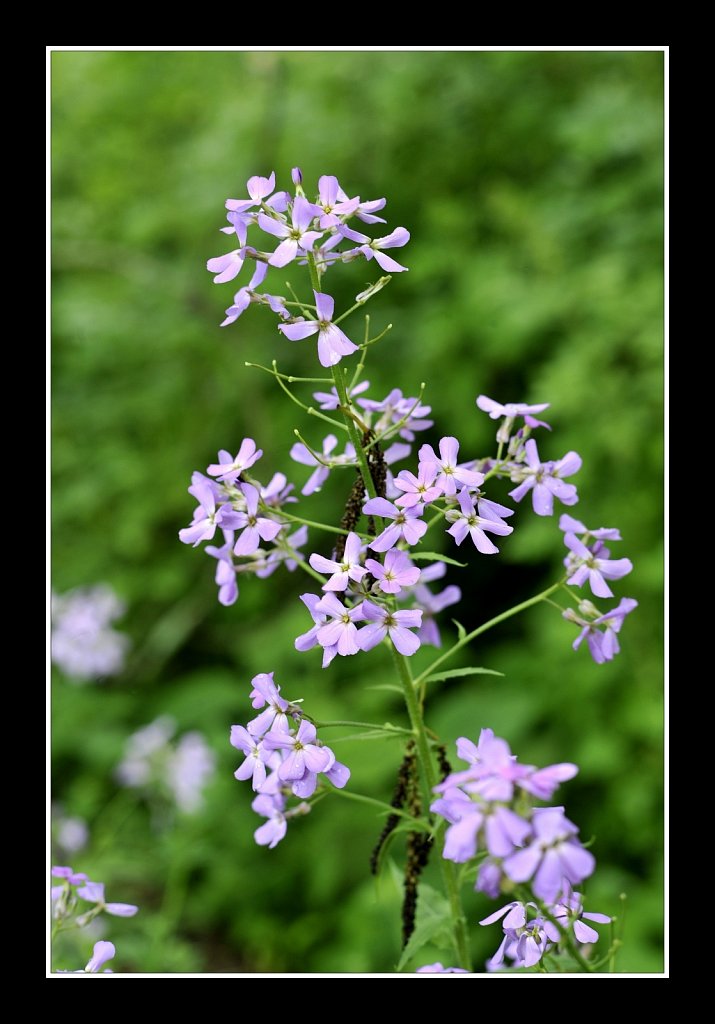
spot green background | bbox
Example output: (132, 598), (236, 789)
(52, 50), (663, 973)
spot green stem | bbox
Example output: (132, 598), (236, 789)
(314, 719), (413, 735)
(332, 365), (377, 501)
(328, 785), (430, 829)
(413, 581), (562, 690)
(391, 647), (472, 971)
(306, 250), (377, 503)
(275, 509), (370, 540)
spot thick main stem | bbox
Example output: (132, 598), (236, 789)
(311, 250), (469, 968)
(391, 648), (472, 971)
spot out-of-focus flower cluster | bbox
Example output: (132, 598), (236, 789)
(431, 729), (610, 971)
(51, 585), (129, 682)
(230, 672), (350, 848)
(116, 716), (216, 814)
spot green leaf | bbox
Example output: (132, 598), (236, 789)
(424, 666), (504, 685)
(366, 683), (403, 695)
(452, 618), (467, 641)
(396, 883), (454, 971)
(410, 552), (467, 568)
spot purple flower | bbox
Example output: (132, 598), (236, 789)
(357, 600), (423, 656)
(178, 478), (242, 547)
(393, 464), (442, 508)
(446, 487), (513, 554)
(518, 761), (579, 801)
(314, 593), (365, 657)
(508, 439), (581, 516)
(252, 792), (288, 848)
(340, 224), (411, 272)
(315, 175), (361, 228)
(407, 576), (461, 648)
(206, 247), (246, 284)
(564, 597), (638, 664)
(52, 865), (89, 885)
(475, 859), (504, 899)
(254, 524), (308, 579)
(365, 549), (420, 595)
(246, 672), (291, 737)
(563, 532), (632, 598)
(258, 196), (323, 268)
(336, 185), (386, 224)
(207, 439), (263, 483)
(84, 941), (116, 974)
(418, 437), (483, 496)
(551, 885), (611, 945)
(486, 916), (559, 971)
(263, 720), (331, 781)
(169, 732), (216, 813)
(230, 725), (278, 791)
(51, 585), (129, 682)
(220, 262), (269, 326)
(291, 167), (302, 185)
(559, 514), (622, 542)
(479, 900), (530, 931)
(309, 532), (367, 591)
(363, 497), (428, 551)
(312, 379), (370, 410)
(279, 291), (358, 367)
(503, 807), (596, 901)
(436, 799), (532, 863)
(291, 434), (337, 495)
(294, 593), (338, 668)
(76, 881), (139, 917)
(232, 483), (283, 557)
(226, 171), (279, 214)
(205, 530), (239, 605)
(476, 395), (551, 432)
(416, 963), (469, 974)
(359, 388), (433, 442)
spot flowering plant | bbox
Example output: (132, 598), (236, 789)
(176, 168), (635, 973)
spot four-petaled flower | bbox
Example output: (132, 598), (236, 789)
(258, 196), (324, 268)
(563, 531), (632, 598)
(279, 291), (359, 368)
(363, 497), (428, 551)
(364, 549), (420, 594)
(446, 487), (513, 554)
(509, 439), (581, 516)
(314, 593), (365, 657)
(340, 224), (411, 272)
(232, 483), (283, 557)
(178, 478), (242, 547)
(309, 532), (367, 591)
(207, 439), (263, 483)
(418, 437), (483, 496)
(357, 600), (423, 656)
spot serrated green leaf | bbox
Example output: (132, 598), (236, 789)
(452, 618), (467, 641)
(396, 883), (454, 971)
(424, 667), (504, 685)
(410, 552), (467, 568)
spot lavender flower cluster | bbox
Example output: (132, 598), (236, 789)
(207, 169), (408, 366)
(179, 390), (635, 667)
(230, 673), (350, 848)
(431, 729), (610, 971)
(116, 716), (216, 814)
(51, 584), (129, 682)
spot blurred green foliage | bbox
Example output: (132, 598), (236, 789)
(52, 50), (663, 973)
